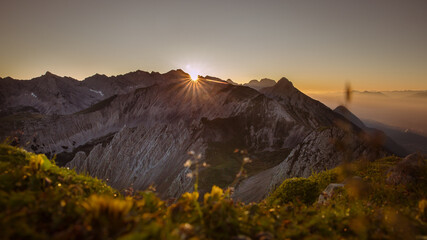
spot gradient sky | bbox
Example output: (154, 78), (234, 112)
(1, 0), (426, 91)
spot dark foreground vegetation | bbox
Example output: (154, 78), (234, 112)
(0, 144), (426, 239)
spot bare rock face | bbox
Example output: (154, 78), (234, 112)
(67, 122), (200, 198)
(233, 127), (382, 203)
(386, 153), (426, 186)
(2, 70), (387, 201)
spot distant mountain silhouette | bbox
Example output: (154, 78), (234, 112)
(350, 90), (427, 99)
(352, 90), (387, 97)
(409, 91), (427, 98)
(243, 78), (276, 90)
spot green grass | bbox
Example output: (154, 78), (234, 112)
(267, 177), (319, 205)
(0, 144), (426, 239)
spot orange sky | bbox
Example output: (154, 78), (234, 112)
(1, 1), (426, 91)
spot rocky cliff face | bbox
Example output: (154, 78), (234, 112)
(232, 79), (387, 202)
(1, 70), (386, 201)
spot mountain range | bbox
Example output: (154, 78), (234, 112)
(351, 90), (427, 99)
(0, 70), (402, 202)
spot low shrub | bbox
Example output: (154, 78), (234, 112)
(267, 178), (319, 205)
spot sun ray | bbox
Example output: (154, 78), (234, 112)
(168, 74), (234, 113)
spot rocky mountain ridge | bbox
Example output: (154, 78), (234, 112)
(1, 70), (389, 201)
(0, 69), (191, 115)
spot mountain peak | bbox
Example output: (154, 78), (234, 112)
(276, 77), (293, 88)
(244, 78), (276, 90)
(333, 105), (365, 129)
(172, 69), (187, 75)
(334, 105), (351, 114)
(33, 71), (61, 81)
(260, 78), (276, 84)
(165, 69), (190, 77)
(265, 77), (297, 94)
(95, 73), (107, 77)
(226, 79), (238, 85)
(134, 69), (146, 74)
(44, 71), (56, 77)
(204, 75), (227, 83)
(83, 73), (108, 81)
(94, 73), (107, 77)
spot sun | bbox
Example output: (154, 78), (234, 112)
(185, 64), (201, 82)
(189, 72), (199, 81)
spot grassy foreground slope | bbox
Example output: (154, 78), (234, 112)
(0, 144), (426, 239)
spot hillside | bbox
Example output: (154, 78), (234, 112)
(1, 145), (426, 239)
